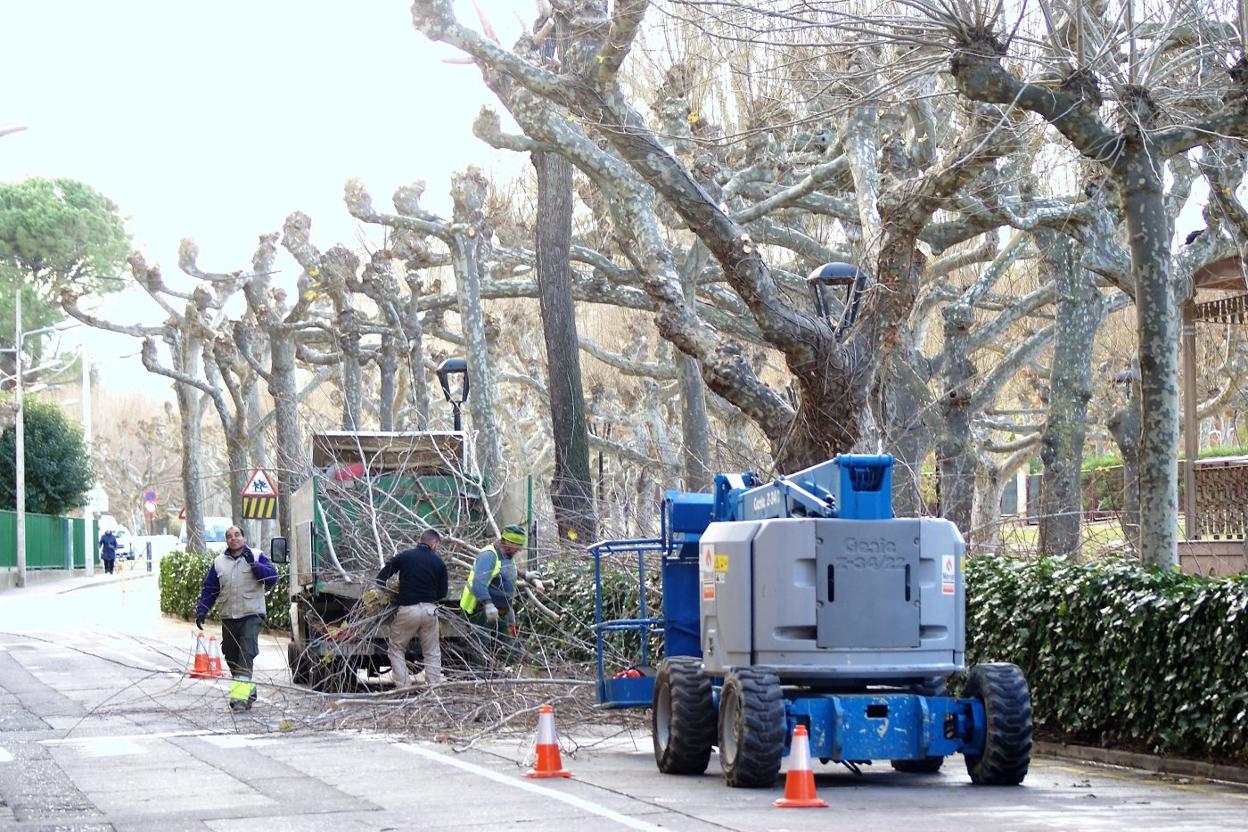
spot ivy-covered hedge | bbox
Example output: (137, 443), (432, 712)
(967, 556), (1248, 764)
(158, 549), (290, 631)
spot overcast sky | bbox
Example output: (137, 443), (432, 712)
(0, 0), (527, 399)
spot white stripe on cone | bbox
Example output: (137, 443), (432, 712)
(537, 708), (558, 745)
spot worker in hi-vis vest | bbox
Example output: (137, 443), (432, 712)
(460, 524), (536, 662)
(195, 525), (278, 711)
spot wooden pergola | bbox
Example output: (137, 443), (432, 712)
(1182, 254), (1248, 542)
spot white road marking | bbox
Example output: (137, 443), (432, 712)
(50, 737), (145, 757)
(396, 742), (666, 832)
(0, 747), (12, 762)
(41, 729), (210, 747)
(200, 734), (276, 749)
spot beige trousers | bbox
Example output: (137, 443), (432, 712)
(387, 602), (441, 686)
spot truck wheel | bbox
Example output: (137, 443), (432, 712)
(653, 657), (716, 775)
(718, 668), (785, 788)
(891, 756), (945, 773)
(288, 642), (314, 686)
(964, 662), (1033, 785)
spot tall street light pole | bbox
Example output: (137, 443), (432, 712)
(81, 346), (93, 576)
(14, 287), (24, 587)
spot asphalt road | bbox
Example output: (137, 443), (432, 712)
(0, 572), (1244, 831)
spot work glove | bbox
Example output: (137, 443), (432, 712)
(523, 570), (541, 581)
(484, 603), (500, 624)
(243, 551), (255, 564)
(195, 614), (205, 630)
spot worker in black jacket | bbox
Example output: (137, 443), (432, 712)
(376, 529), (448, 687)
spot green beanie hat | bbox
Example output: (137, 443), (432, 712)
(501, 524), (527, 546)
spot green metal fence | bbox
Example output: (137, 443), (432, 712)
(0, 510), (99, 569)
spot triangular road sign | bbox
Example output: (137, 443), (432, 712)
(242, 467), (280, 497)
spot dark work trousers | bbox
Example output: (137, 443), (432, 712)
(221, 616), (264, 690)
(102, 558), (115, 574)
(469, 608), (518, 666)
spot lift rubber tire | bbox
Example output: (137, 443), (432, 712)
(718, 668), (785, 788)
(964, 662), (1033, 785)
(653, 657), (716, 775)
(891, 756), (945, 773)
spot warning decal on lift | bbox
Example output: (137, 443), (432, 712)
(941, 554), (956, 595)
(702, 582), (716, 601)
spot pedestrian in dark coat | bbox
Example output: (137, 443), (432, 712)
(99, 530), (118, 575)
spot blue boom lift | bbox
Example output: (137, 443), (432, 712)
(592, 454), (1032, 787)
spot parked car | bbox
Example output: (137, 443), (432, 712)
(112, 527), (133, 560)
(178, 516), (233, 554)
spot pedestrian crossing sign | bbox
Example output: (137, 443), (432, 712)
(240, 468), (279, 520)
(242, 468), (279, 497)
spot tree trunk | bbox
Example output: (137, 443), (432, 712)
(225, 426), (247, 529)
(1108, 371), (1143, 553)
(270, 336), (303, 539)
(1037, 231), (1103, 560)
(449, 169), (503, 487)
(169, 333), (205, 554)
(338, 303), (363, 430)
(246, 382), (275, 544)
(378, 332), (397, 431)
(970, 459), (1006, 554)
(1120, 158), (1180, 568)
(881, 356), (934, 517)
(403, 273), (430, 430)
(679, 244), (711, 492)
(533, 150), (596, 542)
(679, 355), (712, 491)
(937, 304), (976, 534)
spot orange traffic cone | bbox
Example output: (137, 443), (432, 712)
(189, 631), (212, 679)
(524, 704), (573, 778)
(206, 635), (225, 678)
(774, 724), (827, 808)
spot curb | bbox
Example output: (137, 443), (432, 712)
(1036, 740), (1248, 785)
(57, 572), (157, 594)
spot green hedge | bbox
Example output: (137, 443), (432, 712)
(967, 556), (1248, 764)
(158, 549), (290, 631)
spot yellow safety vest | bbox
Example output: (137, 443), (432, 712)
(459, 545), (502, 614)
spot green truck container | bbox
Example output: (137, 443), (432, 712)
(283, 431), (487, 689)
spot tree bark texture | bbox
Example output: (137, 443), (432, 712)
(533, 150), (596, 542)
(1036, 231), (1104, 560)
(881, 356), (935, 518)
(449, 169), (503, 488)
(937, 303), (976, 535)
(169, 333), (205, 554)
(1121, 159), (1180, 568)
(269, 336), (303, 539)
(679, 244), (711, 492)
(1108, 372), (1143, 553)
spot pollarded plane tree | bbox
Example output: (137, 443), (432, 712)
(408, 0), (1077, 503)
(60, 253), (245, 552)
(682, 1), (1248, 561)
(923, 0), (1248, 566)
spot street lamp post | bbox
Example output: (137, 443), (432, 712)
(13, 288), (23, 587)
(81, 346), (93, 577)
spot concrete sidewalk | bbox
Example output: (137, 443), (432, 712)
(1, 563), (157, 594)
